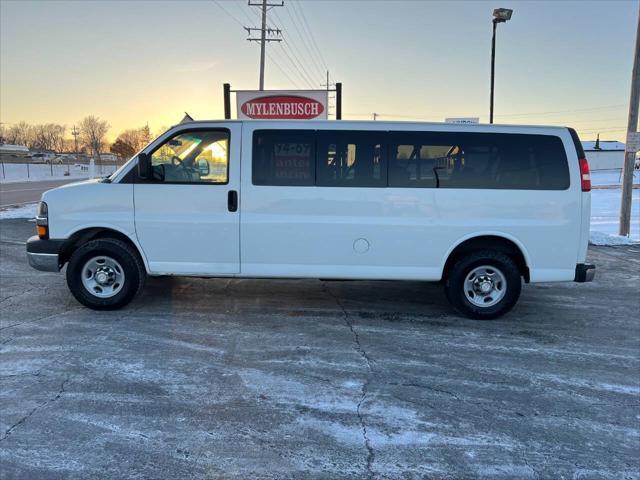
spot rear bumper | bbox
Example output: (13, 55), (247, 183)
(26, 236), (64, 272)
(574, 263), (596, 283)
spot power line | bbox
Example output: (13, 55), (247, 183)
(279, 41), (317, 88)
(236, 1), (259, 25)
(287, 2), (326, 80)
(212, 0), (245, 27)
(280, 4), (324, 82)
(270, 9), (320, 84)
(493, 104), (626, 118)
(578, 126), (627, 133)
(292, 0), (328, 73)
(212, 0), (325, 90)
(247, 0), (284, 90)
(270, 42), (312, 88)
(214, 0), (297, 90)
(266, 50), (302, 89)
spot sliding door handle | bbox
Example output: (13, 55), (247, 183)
(228, 190), (238, 212)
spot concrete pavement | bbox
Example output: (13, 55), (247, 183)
(0, 179), (83, 207)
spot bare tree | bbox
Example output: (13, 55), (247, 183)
(78, 116), (109, 162)
(5, 121), (33, 147)
(47, 124), (66, 153)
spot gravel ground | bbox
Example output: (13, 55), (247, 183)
(1, 218), (639, 480)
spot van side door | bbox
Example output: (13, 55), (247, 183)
(133, 124), (241, 275)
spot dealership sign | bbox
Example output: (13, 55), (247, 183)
(445, 117), (480, 124)
(236, 90), (328, 120)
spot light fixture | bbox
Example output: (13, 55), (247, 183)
(493, 8), (513, 22)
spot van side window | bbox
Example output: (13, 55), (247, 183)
(388, 133), (456, 188)
(316, 131), (386, 187)
(389, 132), (569, 190)
(253, 130), (315, 186)
(147, 130), (229, 184)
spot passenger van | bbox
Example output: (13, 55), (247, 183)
(26, 120), (595, 319)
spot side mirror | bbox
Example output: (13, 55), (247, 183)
(196, 158), (210, 176)
(137, 152), (151, 179)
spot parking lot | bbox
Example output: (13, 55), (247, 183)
(1, 217), (639, 479)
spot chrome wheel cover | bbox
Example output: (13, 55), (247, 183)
(463, 265), (507, 308)
(81, 256), (125, 299)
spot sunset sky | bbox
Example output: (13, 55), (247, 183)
(1, 0), (637, 142)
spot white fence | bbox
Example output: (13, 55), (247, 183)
(0, 163), (119, 183)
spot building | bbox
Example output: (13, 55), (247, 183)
(581, 139), (625, 170)
(0, 143), (29, 154)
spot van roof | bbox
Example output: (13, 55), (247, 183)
(173, 119), (570, 131)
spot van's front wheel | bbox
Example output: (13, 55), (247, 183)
(66, 238), (145, 310)
(445, 250), (521, 320)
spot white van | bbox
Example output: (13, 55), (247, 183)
(27, 120), (595, 319)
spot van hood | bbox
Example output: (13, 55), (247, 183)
(41, 178), (105, 204)
(53, 178), (102, 190)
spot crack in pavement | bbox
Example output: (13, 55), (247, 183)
(1, 375), (70, 442)
(395, 381), (494, 416)
(0, 307), (82, 348)
(0, 287), (38, 306)
(323, 282), (375, 480)
(521, 448), (541, 479)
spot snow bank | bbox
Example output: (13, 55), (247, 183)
(590, 188), (639, 242)
(589, 231), (638, 246)
(0, 163), (117, 183)
(590, 169), (639, 187)
(0, 203), (37, 219)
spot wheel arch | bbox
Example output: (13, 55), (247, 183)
(59, 226), (149, 272)
(442, 233), (531, 283)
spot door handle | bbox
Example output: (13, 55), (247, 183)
(228, 190), (238, 212)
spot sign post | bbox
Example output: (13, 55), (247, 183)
(223, 84), (341, 121)
(223, 83), (231, 120)
(236, 90), (328, 120)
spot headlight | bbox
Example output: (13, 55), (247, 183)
(36, 201), (48, 239)
(37, 201), (48, 219)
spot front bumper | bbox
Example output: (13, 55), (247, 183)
(574, 263), (596, 282)
(26, 236), (64, 272)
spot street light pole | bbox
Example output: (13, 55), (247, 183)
(489, 8), (513, 124)
(490, 20), (498, 124)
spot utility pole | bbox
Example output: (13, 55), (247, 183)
(320, 70), (336, 117)
(247, 0), (283, 90)
(372, 113), (378, 121)
(620, 5), (640, 237)
(71, 125), (80, 174)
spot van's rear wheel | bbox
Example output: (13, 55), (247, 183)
(66, 238), (145, 310)
(445, 250), (521, 320)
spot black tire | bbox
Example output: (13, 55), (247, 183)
(66, 238), (146, 310)
(444, 249), (522, 320)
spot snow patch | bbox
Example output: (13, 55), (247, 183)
(589, 231), (638, 246)
(589, 186), (639, 242)
(0, 203), (37, 219)
(0, 163), (117, 183)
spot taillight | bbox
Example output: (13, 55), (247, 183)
(579, 158), (591, 192)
